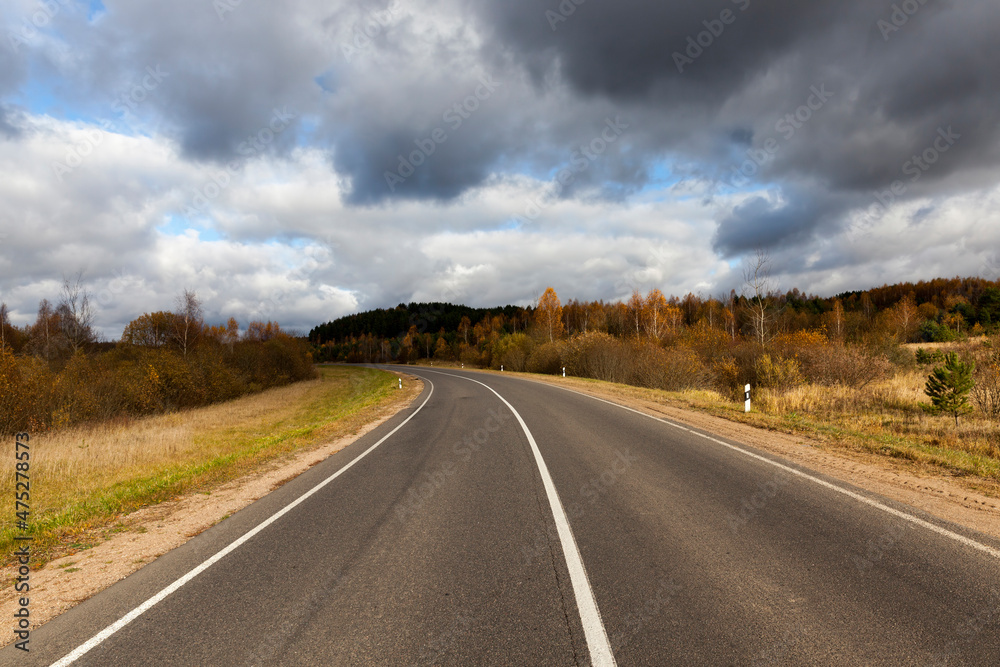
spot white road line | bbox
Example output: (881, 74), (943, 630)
(50, 380), (435, 667)
(543, 381), (1000, 562)
(411, 368), (617, 667)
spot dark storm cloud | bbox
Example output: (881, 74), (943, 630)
(713, 187), (845, 255)
(0, 106), (20, 139)
(7, 0), (999, 256)
(471, 0), (1000, 253)
(55, 1), (318, 162)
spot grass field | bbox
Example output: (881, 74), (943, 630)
(2, 365), (403, 565)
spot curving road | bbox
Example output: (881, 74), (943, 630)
(8, 367), (1000, 665)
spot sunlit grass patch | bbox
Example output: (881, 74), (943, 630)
(1, 366), (401, 564)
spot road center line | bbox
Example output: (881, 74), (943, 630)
(49, 379), (436, 667)
(410, 368), (617, 667)
(544, 380), (1000, 562)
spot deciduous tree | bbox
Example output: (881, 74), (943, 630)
(742, 249), (777, 345)
(534, 287), (565, 342)
(122, 311), (176, 347)
(643, 289), (668, 341)
(59, 272), (96, 354)
(173, 289), (203, 356)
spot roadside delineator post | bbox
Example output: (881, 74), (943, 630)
(562, 367), (566, 377)
(744, 384), (751, 413)
(501, 365), (504, 372)
(398, 378), (402, 389)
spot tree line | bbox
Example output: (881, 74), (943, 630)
(310, 267), (1000, 367)
(0, 279), (314, 434)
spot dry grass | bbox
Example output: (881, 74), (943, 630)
(1, 365), (401, 563)
(732, 369), (1000, 480)
(902, 337), (989, 351)
(504, 364), (1000, 487)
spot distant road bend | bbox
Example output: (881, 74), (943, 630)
(10, 366), (1000, 665)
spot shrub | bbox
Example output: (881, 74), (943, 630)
(0, 334), (316, 434)
(797, 344), (894, 388)
(491, 333), (533, 371)
(459, 345), (482, 368)
(526, 341), (564, 375)
(754, 353), (804, 391)
(560, 333), (711, 391)
(915, 348), (943, 365)
(972, 348), (1000, 420)
(562, 332), (630, 384)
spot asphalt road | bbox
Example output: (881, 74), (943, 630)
(7, 367), (1000, 666)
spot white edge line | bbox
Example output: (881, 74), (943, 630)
(50, 379), (435, 667)
(410, 368), (617, 667)
(537, 379), (1000, 562)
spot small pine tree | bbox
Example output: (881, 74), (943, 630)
(924, 352), (975, 427)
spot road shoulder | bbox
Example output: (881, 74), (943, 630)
(511, 372), (1000, 543)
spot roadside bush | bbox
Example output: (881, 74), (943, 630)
(526, 341), (564, 375)
(712, 342), (765, 400)
(0, 349), (55, 433)
(0, 334), (316, 435)
(459, 345), (483, 368)
(915, 348), (944, 365)
(972, 347), (1000, 420)
(679, 322), (732, 364)
(754, 353), (804, 391)
(796, 344), (894, 388)
(623, 342), (711, 391)
(491, 333), (533, 372)
(562, 332), (630, 383)
(560, 333), (710, 391)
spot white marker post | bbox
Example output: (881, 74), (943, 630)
(744, 384), (751, 413)
(562, 367), (566, 378)
(398, 378), (402, 390)
(501, 365), (504, 372)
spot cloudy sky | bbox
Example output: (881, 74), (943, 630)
(1, 0), (999, 338)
